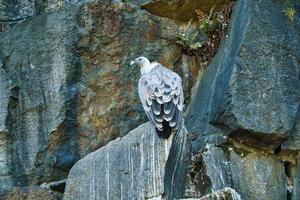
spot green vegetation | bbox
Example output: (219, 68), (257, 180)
(197, 7), (219, 33)
(176, 7), (220, 51)
(283, 0), (296, 21)
(177, 31), (204, 50)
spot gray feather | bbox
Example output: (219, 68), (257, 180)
(152, 100), (161, 115)
(163, 101), (173, 114)
(138, 62), (184, 131)
(169, 109), (179, 127)
(154, 112), (163, 122)
(163, 104), (175, 121)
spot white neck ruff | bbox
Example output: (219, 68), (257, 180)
(140, 62), (157, 75)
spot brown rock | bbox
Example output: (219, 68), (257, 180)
(5, 186), (58, 200)
(142, 0), (233, 22)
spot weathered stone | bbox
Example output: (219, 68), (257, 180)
(0, 0), (35, 31)
(185, 145), (231, 198)
(289, 155), (300, 200)
(282, 112), (300, 151)
(0, 0), (202, 194)
(5, 186), (58, 200)
(182, 187), (241, 200)
(212, 0), (300, 149)
(0, 0), (87, 31)
(202, 146), (231, 191)
(63, 122), (191, 200)
(40, 179), (66, 193)
(185, 0), (249, 152)
(186, 0), (300, 152)
(75, 0), (201, 156)
(141, 0), (232, 22)
(0, 58), (13, 194)
(230, 150), (286, 200)
(0, 6), (81, 193)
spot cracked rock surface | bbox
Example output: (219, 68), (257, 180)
(0, 0), (299, 199)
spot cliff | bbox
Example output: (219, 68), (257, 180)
(0, 0), (299, 199)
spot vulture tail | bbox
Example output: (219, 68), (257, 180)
(155, 121), (173, 138)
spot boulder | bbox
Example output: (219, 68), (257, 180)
(186, 0), (300, 151)
(229, 150), (286, 200)
(63, 122), (191, 200)
(185, 146), (231, 198)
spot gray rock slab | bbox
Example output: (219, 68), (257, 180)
(282, 112), (300, 151)
(212, 0), (300, 149)
(0, 7), (81, 192)
(181, 187), (241, 200)
(185, 0), (250, 152)
(185, 146), (231, 198)
(202, 146), (232, 191)
(186, 0), (300, 152)
(63, 122), (190, 200)
(230, 150), (286, 200)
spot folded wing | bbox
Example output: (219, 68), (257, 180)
(138, 64), (184, 133)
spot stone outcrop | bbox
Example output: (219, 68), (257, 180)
(141, 0), (233, 22)
(182, 187), (241, 200)
(0, 0), (202, 195)
(186, 0), (300, 152)
(184, 0), (300, 199)
(0, 0), (299, 199)
(63, 122), (190, 200)
(4, 186), (59, 200)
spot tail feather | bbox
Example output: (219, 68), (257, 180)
(155, 121), (172, 138)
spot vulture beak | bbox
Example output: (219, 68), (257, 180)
(130, 60), (135, 66)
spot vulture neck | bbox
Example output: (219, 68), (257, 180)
(140, 62), (157, 75)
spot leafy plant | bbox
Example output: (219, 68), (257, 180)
(283, 0), (296, 21)
(196, 7), (219, 33)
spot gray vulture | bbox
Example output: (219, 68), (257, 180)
(131, 56), (184, 138)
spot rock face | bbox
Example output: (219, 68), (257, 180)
(184, 0), (300, 199)
(186, 0), (300, 151)
(5, 186), (59, 200)
(63, 123), (190, 200)
(0, 0), (300, 199)
(0, 7), (81, 193)
(196, 187), (241, 200)
(141, 0), (233, 22)
(0, 0), (201, 195)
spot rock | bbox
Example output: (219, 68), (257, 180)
(4, 186), (58, 200)
(185, 146), (231, 198)
(40, 179), (66, 193)
(1, 0), (299, 198)
(186, 0), (300, 151)
(0, 59), (13, 194)
(230, 150), (286, 200)
(0, 0), (35, 31)
(212, 0), (300, 149)
(202, 146), (232, 191)
(63, 122), (191, 200)
(288, 155), (300, 200)
(281, 113), (300, 151)
(141, 0), (232, 22)
(186, 143), (287, 200)
(0, 7), (81, 193)
(0, 0), (201, 194)
(181, 187), (241, 200)
(0, 0), (85, 32)
(73, 0), (200, 156)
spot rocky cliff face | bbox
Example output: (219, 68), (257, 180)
(0, 0), (299, 199)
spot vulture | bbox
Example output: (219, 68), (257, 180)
(131, 56), (184, 138)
